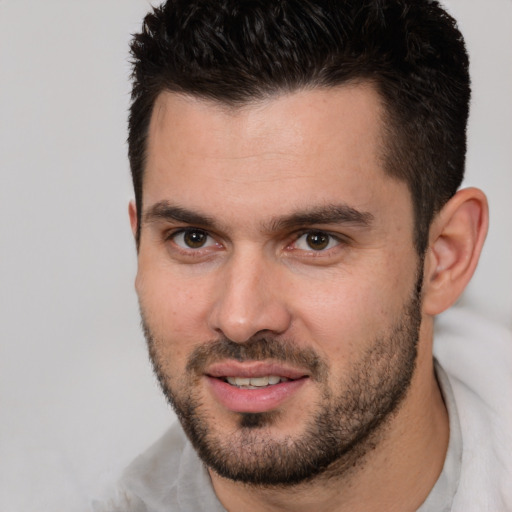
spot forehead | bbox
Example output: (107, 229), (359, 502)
(148, 84), (385, 165)
(143, 85), (410, 227)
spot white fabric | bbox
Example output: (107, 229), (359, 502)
(417, 361), (463, 512)
(433, 308), (512, 511)
(92, 308), (512, 511)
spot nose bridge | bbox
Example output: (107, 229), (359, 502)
(209, 246), (291, 343)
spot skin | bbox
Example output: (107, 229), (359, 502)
(130, 84), (488, 511)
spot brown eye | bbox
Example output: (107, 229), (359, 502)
(305, 232), (330, 250)
(183, 230), (207, 248)
(293, 231), (339, 252)
(173, 229), (214, 250)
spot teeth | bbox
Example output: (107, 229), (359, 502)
(231, 377), (250, 386)
(225, 376), (288, 388)
(250, 376), (269, 386)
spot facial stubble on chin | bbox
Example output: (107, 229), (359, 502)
(140, 273), (423, 487)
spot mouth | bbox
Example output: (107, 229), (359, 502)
(206, 361), (309, 387)
(205, 362), (310, 413)
(222, 375), (293, 389)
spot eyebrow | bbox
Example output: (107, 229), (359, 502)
(143, 200), (374, 232)
(143, 201), (217, 228)
(266, 204), (374, 232)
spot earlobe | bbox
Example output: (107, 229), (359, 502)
(129, 200), (138, 239)
(422, 187), (489, 316)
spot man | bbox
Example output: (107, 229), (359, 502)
(96, 1), (511, 510)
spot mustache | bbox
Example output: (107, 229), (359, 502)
(185, 335), (328, 381)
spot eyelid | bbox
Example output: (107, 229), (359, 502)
(163, 226), (349, 258)
(165, 227), (222, 252)
(287, 229), (348, 253)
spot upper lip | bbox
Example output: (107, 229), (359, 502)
(206, 361), (309, 380)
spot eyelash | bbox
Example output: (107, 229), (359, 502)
(286, 230), (346, 257)
(164, 228), (347, 258)
(165, 228), (220, 253)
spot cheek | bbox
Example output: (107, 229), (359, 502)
(137, 260), (209, 324)
(136, 266), (215, 372)
(294, 281), (383, 356)
(290, 259), (416, 357)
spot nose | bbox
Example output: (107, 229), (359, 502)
(208, 249), (292, 343)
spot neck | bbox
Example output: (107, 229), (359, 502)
(209, 321), (449, 512)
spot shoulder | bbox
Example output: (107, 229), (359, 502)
(119, 421), (189, 505)
(433, 307), (512, 510)
(91, 422), (222, 512)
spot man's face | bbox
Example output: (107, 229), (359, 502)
(134, 85), (423, 485)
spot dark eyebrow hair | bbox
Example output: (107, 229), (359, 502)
(142, 200), (373, 233)
(266, 204), (374, 232)
(143, 201), (217, 228)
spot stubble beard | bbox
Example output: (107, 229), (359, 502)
(141, 276), (422, 487)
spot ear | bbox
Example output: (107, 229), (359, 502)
(422, 187), (489, 316)
(128, 200), (138, 239)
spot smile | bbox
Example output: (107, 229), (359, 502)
(224, 376), (290, 389)
(206, 366), (308, 413)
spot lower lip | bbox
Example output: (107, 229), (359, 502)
(206, 377), (308, 413)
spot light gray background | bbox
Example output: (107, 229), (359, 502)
(0, 1), (510, 510)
